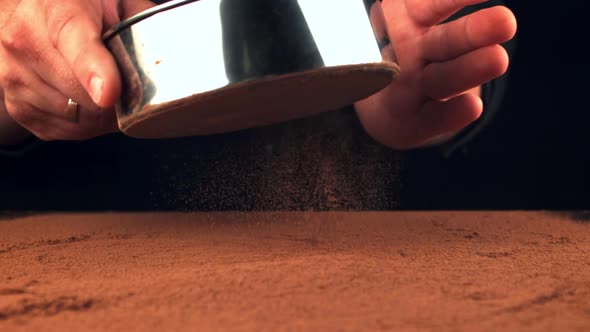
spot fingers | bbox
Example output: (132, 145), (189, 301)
(422, 6), (517, 62)
(0, 0), (134, 141)
(47, 1), (121, 108)
(13, 80), (117, 133)
(1, 43), (118, 140)
(3, 81), (118, 141)
(370, 2), (397, 62)
(356, 92), (482, 150)
(405, 0), (486, 27)
(37, 0), (156, 109)
(415, 93), (482, 145)
(423, 44), (509, 101)
(3, 97), (116, 141)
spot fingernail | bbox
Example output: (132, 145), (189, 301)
(90, 75), (103, 104)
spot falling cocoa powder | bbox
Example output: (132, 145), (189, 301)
(151, 107), (403, 211)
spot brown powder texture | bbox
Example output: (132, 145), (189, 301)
(151, 107), (403, 211)
(1, 211), (589, 331)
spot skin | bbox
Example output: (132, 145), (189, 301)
(355, 0), (517, 150)
(0, 88), (30, 144)
(0, 0), (517, 149)
(0, 0), (153, 142)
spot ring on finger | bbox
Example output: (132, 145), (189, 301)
(64, 98), (79, 123)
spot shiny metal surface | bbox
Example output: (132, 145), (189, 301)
(104, 0), (398, 138)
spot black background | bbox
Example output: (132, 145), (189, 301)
(402, 1), (590, 209)
(1, 1), (588, 211)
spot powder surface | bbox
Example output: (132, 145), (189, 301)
(1, 211), (589, 331)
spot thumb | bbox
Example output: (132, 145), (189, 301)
(49, 1), (124, 108)
(49, 0), (157, 109)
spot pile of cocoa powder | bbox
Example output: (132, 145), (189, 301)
(1, 211), (589, 331)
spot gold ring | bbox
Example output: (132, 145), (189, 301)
(65, 98), (79, 123)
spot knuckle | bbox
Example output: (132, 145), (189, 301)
(46, 3), (96, 48)
(0, 18), (32, 52)
(5, 102), (35, 126)
(47, 12), (76, 47)
(46, 3), (102, 50)
(1, 30), (21, 53)
(0, 21), (41, 62)
(463, 15), (476, 50)
(0, 72), (25, 90)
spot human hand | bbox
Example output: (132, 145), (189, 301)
(355, 0), (517, 150)
(0, 0), (155, 141)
